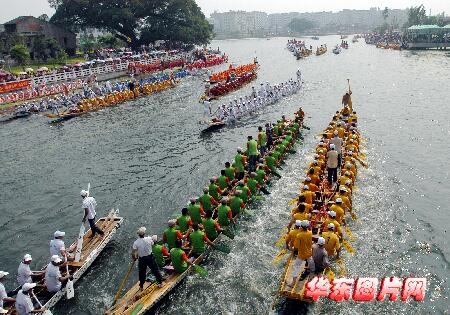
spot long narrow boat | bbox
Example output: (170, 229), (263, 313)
(5, 209), (123, 314)
(273, 107), (363, 306)
(107, 113), (307, 314)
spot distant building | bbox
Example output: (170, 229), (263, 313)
(3, 16), (76, 55)
(209, 8), (409, 38)
(0, 24), (4, 33)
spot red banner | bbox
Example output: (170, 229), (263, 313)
(0, 79), (31, 93)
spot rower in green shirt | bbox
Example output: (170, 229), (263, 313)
(188, 197), (205, 225)
(229, 190), (245, 216)
(234, 147), (246, 180)
(217, 169), (230, 190)
(208, 177), (223, 202)
(246, 135), (259, 172)
(176, 207), (192, 233)
(189, 223), (215, 256)
(152, 243), (170, 268)
(217, 198), (234, 227)
(236, 180), (252, 203)
(245, 172), (260, 195)
(202, 210), (222, 241)
(170, 239), (192, 273)
(199, 187), (218, 213)
(163, 219), (183, 250)
(224, 162), (236, 181)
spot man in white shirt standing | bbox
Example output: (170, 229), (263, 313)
(15, 283), (46, 315)
(326, 144), (339, 185)
(45, 255), (70, 293)
(132, 227), (164, 290)
(17, 254), (44, 287)
(329, 130), (343, 166)
(0, 271), (15, 309)
(81, 190), (104, 238)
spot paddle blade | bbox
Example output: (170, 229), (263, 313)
(324, 268), (335, 281)
(342, 240), (355, 254)
(345, 227), (356, 241)
(74, 224), (85, 262)
(213, 243), (231, 254)
(222, 228), (235, 239)
(350, 211), (358, 221)
(43, 310), (53, 315)
(66, 279), (74, 299)
(130, 303), (144, 315)
(272, 248), (288, 265)
(192, 265), (208, 277)
(336, 258), (347, 276)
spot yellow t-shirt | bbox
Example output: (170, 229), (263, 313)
(322, 231), (340, 256)
(286, 228), (301, 248)
(295, 230), (312, 260)
(293, 212), (311, 222)
(329, 204), (345, 224)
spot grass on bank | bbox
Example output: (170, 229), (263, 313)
(5, 56), (87, 75)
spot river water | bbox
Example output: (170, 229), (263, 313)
(0, 36), (448, 315)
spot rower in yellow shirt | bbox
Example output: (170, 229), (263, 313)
(285, 220), (302, 250)
(299, 185), (315, 205)
(322, 223), (340, 258)
(329, 199), (346, 225)
(322, 211), (342, 236)
(339, 172), (352, 187)
(287, 220), (315, 286)
(288, 205), (311, 229)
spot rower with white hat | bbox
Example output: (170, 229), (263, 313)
(15, 282), (46, 315)
(45, 255), (71, 293)
(0, 271), (16, 309)
(17, 254), (45, 286)
(132, 227), (164, 290)
(287, 220), (315, 286)
(49, 230), (75, 261)
(322, 223), (341, 258)
(312, 237), (329, 273)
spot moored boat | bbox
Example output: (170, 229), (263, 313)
(5, 210), (123, 314)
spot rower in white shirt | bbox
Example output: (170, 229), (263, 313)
(17, 254), (44, 286)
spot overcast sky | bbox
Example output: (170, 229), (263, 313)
(1, 0), (449, 23)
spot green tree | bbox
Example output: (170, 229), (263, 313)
(49, 0), (213, 48)
(382, 7), (389, 22)
(98, 34), (124, 48)
(9, 44), (30, 66)
(288, 18), (315, 34)
(79, 34), (98, 53)
(404, 4), (427, 28)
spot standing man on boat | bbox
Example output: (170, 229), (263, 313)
(257, 126), (267, 156)
(17, 254), (44, 286)
(312, 237), (329, 274)
(234, 148), (247, 180)
(326, 144), (339, 185)
(132, 227), (164, 289)
(329, 131), (343, 166)
(342, 90), (352, 111)
(81, 190), (104, 238)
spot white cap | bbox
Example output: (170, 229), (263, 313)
(137, 226), (146, 235)
(333, 130), (338, 135)
(237, 147), (243, 152)
(328, 223), (335, 230)
(0, 307), (8, 314)
(328, 211), (336, 217)
(319, 142), (324, 146)
(54, 230), (65, 238)
(23, 254), (32, 261)
(151, 235), (158, 242)
(340, 187), (348, 192)
(301, 220), (310, 227)
(221, 197), (228, 203)
(319, 150), (323, 154)
(22, 282), (37, 291)
(295, 220), (302, 227)
(345, 180), (351, 185)
(317, 237), (325, 245)
(303, 185), (309, 190)
(345, 171), (350, 176)
(0, 271), (9, 279)
(168, 219), (177, 227)
(51, 255), (62, 264)
(336, 198), (343, 203)
(80, 189), (88, 197)
(330, 144), (335, 149)
(305, 177), (311, 182)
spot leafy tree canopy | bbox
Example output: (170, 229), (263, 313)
(49, 0), (213, 48)
(9, 44), (30, 66)
(288, 18), (316, 34)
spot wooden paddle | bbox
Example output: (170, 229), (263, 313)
(65, 254), (74, 299)
(272, 248), (288, 265)
(212, 243), (231, 254)
(192, 264), (208, 277)
(32, 291), (53, 315)
(112, 260), (136, 306)
(222, 228), (235, 239)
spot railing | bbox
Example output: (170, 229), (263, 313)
(0, 54), (189, 89)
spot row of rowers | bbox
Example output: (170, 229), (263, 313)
(284, 110), (360, 278)
(131, 112), (305, 290)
